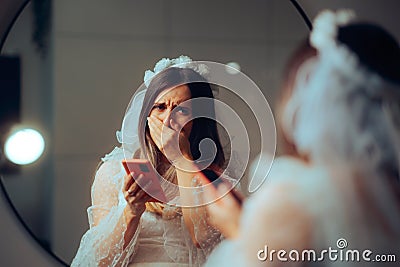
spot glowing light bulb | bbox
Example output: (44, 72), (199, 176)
(4, 128), (45, 165)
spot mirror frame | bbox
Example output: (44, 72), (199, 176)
(0, 1), (311, 265)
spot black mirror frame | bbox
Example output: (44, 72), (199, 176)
(0, 1), (311, 266)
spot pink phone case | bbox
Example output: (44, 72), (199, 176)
(122, 159), (167, 203)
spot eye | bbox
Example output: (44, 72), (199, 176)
(152, 103), (166, 111)
(175, 106), (190, 115)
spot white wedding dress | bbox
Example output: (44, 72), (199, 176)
(205, 156), (400, 267)
(71, 146), (221, 267)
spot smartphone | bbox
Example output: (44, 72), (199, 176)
(122, 159), (167, 203)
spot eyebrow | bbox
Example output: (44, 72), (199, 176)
(153, 100), (191, 107)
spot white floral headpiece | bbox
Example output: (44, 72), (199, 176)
(309, 10), (358, 74)
(310, 9), (356, 50)
(309, 9), (398, 97)
(284, 9), (400, 169)
(143, 55), (209, 87)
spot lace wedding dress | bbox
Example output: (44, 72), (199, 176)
(71, 146), (221, 267)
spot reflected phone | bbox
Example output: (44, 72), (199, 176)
(122, 159), (167, 203)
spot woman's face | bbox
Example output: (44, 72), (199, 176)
(149, 85), (193, 141)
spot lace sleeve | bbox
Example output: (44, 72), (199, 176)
(71, 147), (141, 267)
(189, 202), (222, 258)
(187, 172), (242, 265)
(186, 175), (240, 261)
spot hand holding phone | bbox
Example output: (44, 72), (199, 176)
(122, 159), (167, 203)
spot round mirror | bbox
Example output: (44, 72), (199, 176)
(0, 0), (310, 264)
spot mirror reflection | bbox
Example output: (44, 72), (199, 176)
(0, 0), (308, 264)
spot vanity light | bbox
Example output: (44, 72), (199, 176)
(4, 128), (45, 165)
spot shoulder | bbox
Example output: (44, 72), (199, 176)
(247, 157), (307, 204)
(236, 157), (327, 251)
(97, 159), (121, 181)
(99, 146), (130, 175)
(92, 147), (126, 191)
(235, 183), (313, 263)
(243, 160), (313, 226)
(254, 156), (331, 202)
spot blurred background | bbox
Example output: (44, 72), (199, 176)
(0, 0), (399, 266)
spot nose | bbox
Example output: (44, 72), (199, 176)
(162, 108), (173, 127)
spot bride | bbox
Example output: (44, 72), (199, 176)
(202, 10), (400, 267)
(71, 56), (231, 267)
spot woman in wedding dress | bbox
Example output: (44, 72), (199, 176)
(202, 10), (400, 267)
(71, 56), (230, 267)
